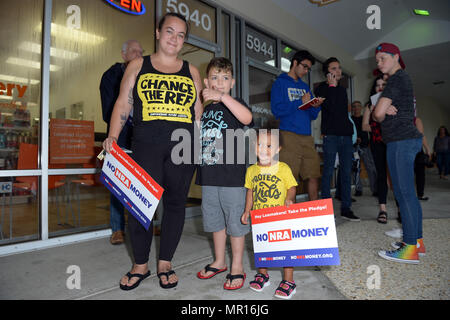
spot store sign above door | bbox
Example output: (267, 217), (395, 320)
(104, 0), (146, 15)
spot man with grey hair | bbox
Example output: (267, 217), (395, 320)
(100, 39), (143, 245)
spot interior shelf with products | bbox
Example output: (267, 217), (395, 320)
(0, 107), (35, 171)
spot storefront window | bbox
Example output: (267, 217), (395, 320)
(249, 66), (278, 129)
(0, 0), (43, 245)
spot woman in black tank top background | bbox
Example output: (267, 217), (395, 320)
(103, 12), (203, 291)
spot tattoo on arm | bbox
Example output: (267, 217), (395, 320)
(119, 112), (127, 129)
(128, 88), (134, 106)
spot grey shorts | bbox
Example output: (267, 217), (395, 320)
(201, 186), (250, 237)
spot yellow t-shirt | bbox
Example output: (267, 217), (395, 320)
(244, 162), (298, 210)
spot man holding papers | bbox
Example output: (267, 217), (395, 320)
(271, 50), (324, 201)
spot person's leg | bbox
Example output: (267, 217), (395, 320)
(371, 142), (388, 206)
(354, 147), (363, 195)
(299, 135), (321, 201)
(307, 178), (319, 201)
(221, 187), (249, 288)
(338, 136), (354, 213)
(279, 131), (302, 184)
(444, 151), (450, 176)
(198, 186), (227, 277)
(436, 152), (444, 177)
(360, 146), (378, 195)
(158, 159), (195, 285)
(120, 137), (165, 288)
(321, 135), (338, 200)
(414, 153), (426, 198)
(386, 139), (422, 245)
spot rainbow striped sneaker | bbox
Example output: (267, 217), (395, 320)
(391, 238), (426, 257)
(378, 243), (419, 264)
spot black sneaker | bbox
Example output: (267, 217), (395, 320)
(341, 210), (360, 221)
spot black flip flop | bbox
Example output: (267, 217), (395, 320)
(157, 270), (178, 289)
(377, 211), (388, 224)
(119, 270), (151, 291)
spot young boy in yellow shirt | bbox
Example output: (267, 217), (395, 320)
(241, 128), (298, 299)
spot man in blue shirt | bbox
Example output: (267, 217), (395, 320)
(271, 50), (324, 201)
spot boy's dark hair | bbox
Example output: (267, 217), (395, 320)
(322, 57), (340, 77)
(290, 50), (316, 69)
(257, 121), (283, 147)
(158, 12), (190, 39)
(206, 57), (234, 76)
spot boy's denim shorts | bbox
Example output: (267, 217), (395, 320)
(201, 186), (250, 237)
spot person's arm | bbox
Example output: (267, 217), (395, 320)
(189, 64), (204, 123)
(102, 58), (142, 153)
(285, 186), (297, 207)
(362, 105), (373, 132)
(99, 67), (116, 123)
(372, 97), (398, 122)
(271, 81), (296, 118)
(202, 87), (252, 125)
(241, 188), (254, 225)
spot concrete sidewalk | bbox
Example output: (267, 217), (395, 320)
(0, 169), (448, 300)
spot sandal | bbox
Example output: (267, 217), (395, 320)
(249, 273), (270, 292)
(223, 273), (246, 290)
(119, 270), (151, 291)
(377, 211), (388, 224)
(197, 264), (227, 279)
(274, 280), (297, 299)
(157, 270), (178, 289)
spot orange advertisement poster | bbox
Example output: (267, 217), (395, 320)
(49, 119), (94, 164)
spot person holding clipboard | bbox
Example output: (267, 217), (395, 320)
(271, 50), (324, 202)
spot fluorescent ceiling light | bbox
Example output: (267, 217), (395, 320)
(413, 9), (430, 16)
(0, 74), (40, 85)
(19, 41), (79, 60)
(6, 57), (61, 72)
(36, 23), (106, 45)
(281, 57), (291, 72)
(264, 58), (291, 72)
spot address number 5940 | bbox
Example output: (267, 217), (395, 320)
(166, 0), (212, 32)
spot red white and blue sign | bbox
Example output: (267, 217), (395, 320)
(104, 0), (146, 16)
(100, 141), (163, 230)
(250, 199), (340, 268)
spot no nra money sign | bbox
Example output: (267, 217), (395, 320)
(250, 199), (340, 268)
(100, 141), (163, 230)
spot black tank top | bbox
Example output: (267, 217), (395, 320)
(132, 55), (197, 134)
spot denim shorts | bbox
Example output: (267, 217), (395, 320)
(201, 186), (250, 237)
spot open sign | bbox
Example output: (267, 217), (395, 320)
(104, 0), (146, 16)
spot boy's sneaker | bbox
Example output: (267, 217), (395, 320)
(391, 239), (426, 257)
(378, 243), (419, 264)
(385, 228), (402, 239)
(341, 210), (360, 221)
